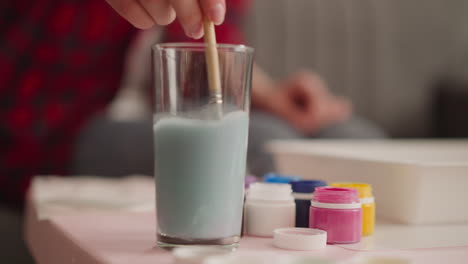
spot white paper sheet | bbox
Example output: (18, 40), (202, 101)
(31, 175), (155, 220)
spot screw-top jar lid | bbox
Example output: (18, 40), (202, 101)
(247, 182), (294, 201)
(330, 182), (373, 198)
(273, 228), (327, 251)
(291, 180), (327, 193)
(313, 187), (360, 204)
(172, 246), (230, 264)
(263, 173), (301, 184)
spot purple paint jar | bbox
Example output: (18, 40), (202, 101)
(309, 187), (362, 244)
(245, 175), (258, 189)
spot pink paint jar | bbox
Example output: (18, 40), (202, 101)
(309, 187), (362, 244)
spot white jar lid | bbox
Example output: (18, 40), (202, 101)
(273, 228), (327, 251)
(349, 256), (411, 264)
(172, 246), (231, 264)
(204, 254), (332, 264)
(247, 183), (293, 201)
(204, 254), (270, 264)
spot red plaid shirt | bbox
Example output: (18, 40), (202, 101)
(0, 0), (248, 207)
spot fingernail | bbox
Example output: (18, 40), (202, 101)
(210, 3), (225, 25)
(188, 23), (204, 39)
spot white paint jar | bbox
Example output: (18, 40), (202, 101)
(244, 183), (296, 237)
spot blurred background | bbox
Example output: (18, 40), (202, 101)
(1, 0), (468, 263)
(246, 0), (468, 138)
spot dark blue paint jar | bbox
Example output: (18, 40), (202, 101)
(291, 180), (327, 228)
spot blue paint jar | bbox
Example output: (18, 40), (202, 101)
(291, 180), (327, 228)
(263, 173), (302, 184)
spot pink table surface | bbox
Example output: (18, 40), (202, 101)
(25, 203), (468, 264)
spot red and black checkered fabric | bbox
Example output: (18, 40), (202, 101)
(0, 0), (249, 207)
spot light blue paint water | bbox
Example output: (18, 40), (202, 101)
(154, 111), (249, 240)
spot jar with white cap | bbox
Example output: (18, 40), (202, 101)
(244, 183), (295, 237)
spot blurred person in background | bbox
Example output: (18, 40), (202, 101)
(0, 0), (383, 263)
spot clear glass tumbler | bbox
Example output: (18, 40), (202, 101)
(152, 43), (254, 249)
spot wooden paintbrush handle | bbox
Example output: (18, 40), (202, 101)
(203, 18), (222, 103)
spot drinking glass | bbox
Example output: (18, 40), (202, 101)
(152, 43), (254, 249)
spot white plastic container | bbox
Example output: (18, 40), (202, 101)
(244, 183), (295, 237)
(267, 139), (468, 225)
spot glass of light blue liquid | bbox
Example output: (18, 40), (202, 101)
(152, 43), (254, 249)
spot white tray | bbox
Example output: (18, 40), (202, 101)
(267, 139), (468, 224)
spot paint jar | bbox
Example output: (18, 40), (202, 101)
(330, 182), (375, 236)
(309, 187), (362, 244)
(245, 175), (258, 189)
(291, 180), (327, 228)
(244, 183), (295, 237)
(263, 173), (301, 184)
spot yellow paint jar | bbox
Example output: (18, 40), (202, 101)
(330, 182), (375, 236)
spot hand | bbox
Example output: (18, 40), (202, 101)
(106, 0), (226, 39)
(261, 71), (352, 135)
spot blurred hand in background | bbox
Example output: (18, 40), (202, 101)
(252, 69), (352, 135)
